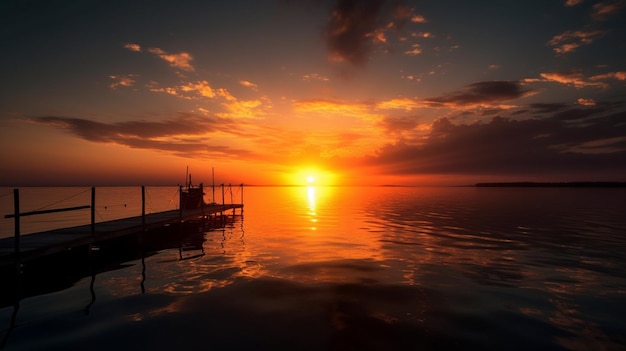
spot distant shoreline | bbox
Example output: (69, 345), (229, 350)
(475, 182), (626, 188)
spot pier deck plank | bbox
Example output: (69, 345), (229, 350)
(0, 204), (242, 267)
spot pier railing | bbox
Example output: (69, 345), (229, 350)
(1, 185), (244, 271)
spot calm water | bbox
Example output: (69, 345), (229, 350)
(1, 186), (625, 350)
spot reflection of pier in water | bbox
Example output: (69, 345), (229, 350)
(0, 215), (243, 347)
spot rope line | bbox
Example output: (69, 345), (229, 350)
(146, 188), (155, 211)
(230, 186), (241, 196)
(94, 209), (105, 221)
(0, 190), (13, 199)
(33, 188), (91, 212)
(100, 204), (128, 210)
(168, 187), (179, 209)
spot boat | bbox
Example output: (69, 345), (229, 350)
(180, 174), (207, 210)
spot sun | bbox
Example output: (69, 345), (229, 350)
(286, 167), (339, 186)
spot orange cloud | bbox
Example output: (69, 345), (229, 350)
(565, 0), (583, 6)
(411, 32), (432, 38)
(294, 99), (371, 115)
(147, 47), (194, 71)
(292, 99), (386, 129)
(369, 29), (388, 44)
(577, 98), (596, 106)
(124, 43), (142, 52)
(404, 44), (422, 56)
(215, 88), (237, 102)
(240, 80), (258, 90)
(179, 80), (216, 97)
(109, 74), (137, 89)
(302, 73), (330, 82)
(591, 0), (625, 21)
(411, 14), (426, 23)
(376, 98), (421, 111)
(540, 72), (607, 88)
(590, 71), (626, 81)
(150, 79), (264, 119)
(219, 99), (264, 119)
(149, 80), (235, 105)
(150, 80), (236, 100)
(547, 29), (607, 54)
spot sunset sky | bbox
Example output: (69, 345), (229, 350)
(1, 0), (625, 186)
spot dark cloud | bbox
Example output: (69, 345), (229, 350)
(379, 115), (421, 133)
(324, 0), (416, 66)
(527, 103), (569, 113)
(550, 106), (606, 121)
(325, 0), (385, 66)
(29, 114), (254, 159)
(365, 106), (626, 180)
(424, 81), (535, 107)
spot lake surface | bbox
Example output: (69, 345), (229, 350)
(1, 186), (625, 350)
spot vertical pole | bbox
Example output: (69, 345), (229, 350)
(185, 166), (189, 188)
(179, 185), (183, 220)
(91, 187), (96, 235)
(221, 184), (225, 225)
(139, 186), (146, 254)
(230, 183), (234, 216)
(13, 189), (20, 272)
(141, 186), (146, 228)
(88, 187), (96, 295)
(200, 183), (205, 217)
(241, 183), (244, 215)
(212, 167), (215, 204)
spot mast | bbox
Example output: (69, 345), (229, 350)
(185, 166), (189, 190)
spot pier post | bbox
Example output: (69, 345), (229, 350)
(200, 183), (205, 217)
(139, 186), (146, 250)
(240, 183), (244, 215)
(141, 186), (146, 228)
(221, 184), (225, 225)
(179, 185), (183, 220)
(91, 187), (96, 235)
(13, 189), (20, 272)
(229, 183), (234, 216)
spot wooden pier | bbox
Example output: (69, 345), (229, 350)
(0, 185), (244, 269)
(0, 204), (242, 268)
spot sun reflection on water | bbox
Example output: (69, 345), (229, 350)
(307, 186), (317, 230)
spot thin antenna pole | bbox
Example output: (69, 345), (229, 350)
(185, 166), (188, 187)
(230, 183), (233, 204)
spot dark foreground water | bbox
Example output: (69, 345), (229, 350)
(1, 186), (625, 350)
